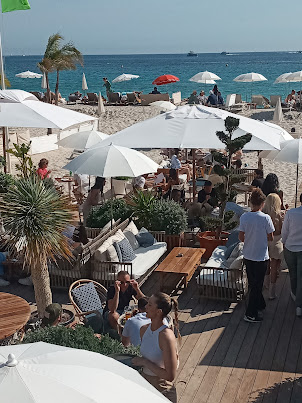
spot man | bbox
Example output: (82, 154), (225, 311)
(151, 86), (161, 94)
(171, 149), (182, 170)
(103, 77), (112, 99)
(198, 90), (207, 105)
(104, 271), (144, 330)
(41, 303), (62, 327)
(122, 297), (150, 347)
(281, 193), (302, 317)
(207, 92), (224, 106)
(197, 180), (218, 207)
(187, 90), (200, 104)
(285, 89), (296, 105)
(251, 169), (265, 188)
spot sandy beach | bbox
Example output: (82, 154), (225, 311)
(11, 103), (301, 208)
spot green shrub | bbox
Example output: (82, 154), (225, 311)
(126, 190), (156, 229)
(0, 172), (14, 193)
(86, 198), (132, 228)
(147, 199), (188, 235)
(23, 325), (140, 356)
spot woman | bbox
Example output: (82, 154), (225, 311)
(37, 158), (51, 180)
(163, 169), (180, 200)
(261, 173), (285, 209)
(132, 292), (179, 403)
(263, 193), (283, 299)
(239, 188), (275, 323)
(82, 177), (105, 225)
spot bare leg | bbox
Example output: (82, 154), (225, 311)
(108, 311), (120, 331)
(269, 258), (280, 299)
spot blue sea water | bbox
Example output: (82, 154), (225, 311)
(4, 52), (302, 101)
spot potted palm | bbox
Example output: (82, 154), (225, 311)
(0, 175), (73, 316)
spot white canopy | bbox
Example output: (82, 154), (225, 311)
(0, 90), (96, 129)
(233, 72), (267, 82)
(273, 98), (283, 123)
(15, 70), (42, 79)
(0, 342), (168, 403)
(189, 71), (221, 84)
(274, 72), (293, 84)
(82, 73), (88, 91)
(286, 71), (302, 83)
(99, 104), (283, 151)
(150, 101), (176, 111)
(112, 74), (139, 83)
(260, 121), (292, 142)
(64, 143), (159, 177)
(57, 130), (109, 150)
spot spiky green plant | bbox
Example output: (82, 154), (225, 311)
(125, 190), (157, 229)
(0, 176), (73, 316)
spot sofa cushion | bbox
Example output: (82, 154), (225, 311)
(229, 255), (244, 270)
(94, 229), (125, 261)
(224, 242), (239, 260)
(135, 227), (156, 248)
(225, 242), (243, 268)
(117, 238), (136, 262)
(107, 244), (119, 262)
(225, 228), (240, 248)
(124, 230), (140, 250)
(71, 282), (103, 313)
(131, 242), (167, 279)
(124, 221), (139, 235)
(204, 246), (228, 269)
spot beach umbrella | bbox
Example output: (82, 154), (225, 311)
(260, 121), (292, 142)
(273, 98), (283, 123)
(0, 90), (96, 129)
(274, 72), (293, 84)
(112, 73), (139, 83)
(64, 143), (159, 177)
(189, 71), (221, 84)
(98, 92), (105, 115)
(15, 70), (42, 79)
(57, 129), (109, 151)
(152, 74), (179, 86)
(233, 72), (267, 101)
(0, 342), (168, 403)
(41, 73), (47, 89)
(82, 73), (88, 92)
(150, 100), (176, 111)
(286, 71), (302, 105)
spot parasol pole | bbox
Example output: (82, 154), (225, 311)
(192, 149), (196, 201)
(295, 163), (299, 208)
(0, 32), (10, 173)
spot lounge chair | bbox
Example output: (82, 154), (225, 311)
(251, 95), (269, 108)
(86, 93), (98, 105)
(108, 92), (121, 105)
(172, 91), (181, 105)
(127, 93), (136, 105)
(270, 95), (282, 107)
(140, 93), (169, 106)
(225, 94), (243, 112)
(30, 91), (45, 102)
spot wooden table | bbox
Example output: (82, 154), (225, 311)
(155, 247), (205, 292)
(0, 293), (31, 341)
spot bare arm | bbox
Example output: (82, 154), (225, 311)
(108, 281), (120, 312)
(122, 335), (130, 347)
(267, 232), (274, 242)
(130, 279), (145, 300)
(239, 231), (245, 242)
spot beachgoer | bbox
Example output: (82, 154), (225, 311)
(213, 84), (218, 95)
(82, 177), (105, 225)
(162, 168), (180, 200)
(232, 159), (242, 169)
(197, 180), (218, 208)
(170, 149), (182, 170)
(207, 164), (224, 186)
(104, 271), (144, 331)
(281, 193), (302, 316)
(151, 87), (161, 94)
(37, 158), (51, 180)
(198, 90), (207, 105)
(285, 90), (296, 106)
(262, 193), (283, 299)
(132, 292), (179, 403)
(122, 297), (150, 347)
(261, 173), (285, 209)
(103, 77), (112, 98)
(239, 188), (275, 322)
(41, 303), (62, 327)
(133, 174), (148, 191)
(251, 169), (265, 188)
(187, 90), (200, 104)
(207, 91), (224, 106)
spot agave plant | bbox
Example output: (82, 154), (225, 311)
(0, 176), (73, 316)
(125, 190), (157, 229)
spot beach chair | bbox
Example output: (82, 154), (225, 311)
(172, 91), (181, 105)
(251, 95), (269, 108)
(270, 95), (282, 107)
(30, 91), (45, 102)
(108, 92), (121, 105)
(86, 93), (98, 105)
(127, 93), (136, 105)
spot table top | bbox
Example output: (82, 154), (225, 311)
(0, 292), (31, 340)
(155, 247), (205, 276)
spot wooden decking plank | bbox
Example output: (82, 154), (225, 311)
(290, 333), (302, 402)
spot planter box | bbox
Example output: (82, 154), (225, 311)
(165, 233), (185, 252)
(197, 231), (229, 260)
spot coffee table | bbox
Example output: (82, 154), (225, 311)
(155, 247), (205, 292)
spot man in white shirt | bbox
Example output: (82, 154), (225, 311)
(122, 297), (150, 347)
(281, 193), (302, 316)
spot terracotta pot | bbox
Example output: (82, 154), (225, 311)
(165, 233), (185, 252)
(197, 231), (229, 260)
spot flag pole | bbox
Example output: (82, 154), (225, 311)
(0, 31), (10, 173)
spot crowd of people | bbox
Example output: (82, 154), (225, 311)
(187, 84), (224, 106)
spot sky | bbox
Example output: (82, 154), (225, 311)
(1, 0), (302, 55)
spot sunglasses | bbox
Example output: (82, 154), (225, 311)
(120, 281), (130, 285)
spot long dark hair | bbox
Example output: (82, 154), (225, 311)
(262, 173), (279, 196)
(91, 177), (105, 191)
(153, 292), (181, 341)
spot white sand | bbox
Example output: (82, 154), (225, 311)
(11, 104), (302, 208)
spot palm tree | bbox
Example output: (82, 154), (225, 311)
(0, 176), (73, 316)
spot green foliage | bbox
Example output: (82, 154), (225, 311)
(87, 198), (132, 228)
(0, 173), (14, 193)
(147, 199), (188, 235)
(126, 190), (157, 229)
(7, 142), (35, 178)
(23, 325), (140, 356)
(200, 210), (237, 232)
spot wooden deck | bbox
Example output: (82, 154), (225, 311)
(1, 269), (301, 402)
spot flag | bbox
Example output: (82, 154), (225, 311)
(1, 0), (30, 13)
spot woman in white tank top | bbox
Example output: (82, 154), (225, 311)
(132, 292), (180, 403)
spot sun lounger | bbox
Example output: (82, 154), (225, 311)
(86, 93), (98, 105)
(270, 95), (282, 107)
(127, 93), (136, 104)
(30, 91), (45, 102)
(108, 92), (121, 105)
(225, 94), (243, 112)
(172, 91), (181, 105)
(251, 95), (269, 108)
(140, 93), (169, 106)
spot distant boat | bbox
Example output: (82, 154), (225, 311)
(187, 51), (198, 57)
(220, 51), (228, 55)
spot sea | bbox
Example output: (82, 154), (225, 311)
(4, 52), (302, 101)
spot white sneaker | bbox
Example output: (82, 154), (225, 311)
(296, 307), (302, 317)
(0, 278), (10, 286)
(291, 291), (296, 301)
(18, 276), (33, 286)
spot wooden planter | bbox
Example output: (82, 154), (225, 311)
(197, 231), (229, 260)
(165, 233), (185, 252)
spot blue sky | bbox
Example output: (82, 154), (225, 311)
(2, 0), (302, 55)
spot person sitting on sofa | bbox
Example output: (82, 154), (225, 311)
(150, 87), (161, 94)
(103, 271), (145, 331)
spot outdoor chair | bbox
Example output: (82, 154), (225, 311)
(127, 93), (136, 104)
(86, 93), (98, 105)
(108, 92), (121, 105)
(251, 95), (269, 108)
(68, 95), (78, 104)
(270, 95), (282, 107)
(30, 91), (45, 102)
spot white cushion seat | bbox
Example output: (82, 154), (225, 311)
(131, 242), (167, 279)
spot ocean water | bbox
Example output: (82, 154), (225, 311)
(3, 52), (302, 101)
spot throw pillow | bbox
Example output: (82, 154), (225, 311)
(135, 227), (156, 248)
(107, 244), (119, 262)
(224, 242), (239, 260)
(117, 238), (136, 262)
(124, 220), (139, 235)
(97, 229), (125, 254)
(124, 230), (140, 250)
(225, 242), (243, 268)
(113, 241), (122, 262)
(230, 255), (244, 270)
(71, 282), (103, 313)
(225, 228), (240, 248)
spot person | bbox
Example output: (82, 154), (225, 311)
(213, 84), (218, 95)
(262, 194), (283, 299)
(162, 168), (181, 200)
(232, 159), (242, 169)
(103, 77), (112, 98)
(285, 90), (296, 106)
(198, 90), (207, 105)
(133, 174), (148, 191)
(197, 180), (218, 207)
(170, 149), (182, 170)
(37, 158), (51, 180)
(261, 173), (285, 209)
(281, 193), (302, 316)
(187, 90), (200, 104)
(239, 188), (275, 322)
(207, 164), (224, 186)
(251, 169), (265, 188)
(151, 87), (161, 94)
(104, 271), (144, 331)
(207, 91), (224, 106)
(122, 297), (150, 347)
(41, 303), (62, 327)
(132, 292), (179, 403)
(82, 177), (105, 225)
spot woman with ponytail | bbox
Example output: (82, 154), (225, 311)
(132, 292), (179, 403)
